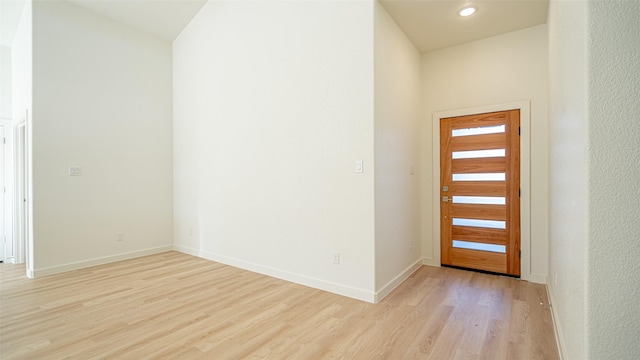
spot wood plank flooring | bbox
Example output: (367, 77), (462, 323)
(0, 251), (559, 359)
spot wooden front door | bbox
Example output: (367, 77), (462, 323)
(440, 110), (520, 276)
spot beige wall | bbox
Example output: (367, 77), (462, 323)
(421, 25), (549, 281)
(373, 2), (422, 297)
(31, 1), (173, 275)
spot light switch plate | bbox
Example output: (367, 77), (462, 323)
(355, 160), (363, 173)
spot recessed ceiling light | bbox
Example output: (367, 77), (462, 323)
(458, 6), (477, 17)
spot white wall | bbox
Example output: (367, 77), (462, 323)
(10, 0), (31, 268)
(11, 2), (31, 125)
(373, 2), (422, 298)
(1, 46), (13, 263)
(31, 1), (173, 275)
(421, 25), (549, 281)
(1, 46), (11, 119)
(173, 0), (377, 301)
(586, 1), (640, 358)
(547, 1), (587, 358)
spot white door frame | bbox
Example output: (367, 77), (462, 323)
(431, 100), (535, 282)
(14, 117), (28, 269)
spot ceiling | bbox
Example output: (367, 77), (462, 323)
(67, 0), (208, 41)
(0, 0), (207, 47)
(2, 0), (548, 52)
(379, 0), (549, 53)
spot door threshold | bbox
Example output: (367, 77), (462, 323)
(441, 264), (520, 279)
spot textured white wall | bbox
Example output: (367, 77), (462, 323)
(421, 25), (549, 279)
(373, 2), (422, 296)
(31, 1), (173, 274)
(549, 1), (640, 358)
(547, 1), (588, 358)
(173, 0), (377, 301)
(586, 1), (640, 358)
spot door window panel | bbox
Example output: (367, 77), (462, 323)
(452, 149), (505, 159)
(452, 218), (506, 229)
(453, 240), (506, 253)
(452, 173), (505, 181)
(452, 196), (506, 205)
(452, 125), (505, 137)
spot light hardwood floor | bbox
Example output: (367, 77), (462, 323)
(0, 251), (559, 359)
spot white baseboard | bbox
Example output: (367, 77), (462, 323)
(32, 245), (173, 277)
(375, 258), (423, 303)
(173, 244), (200, 257)
(173, 245), (376, 303)
(546, 284), (567, 360)
(422, 257), (440, 267)
(523, 272), (547, 284)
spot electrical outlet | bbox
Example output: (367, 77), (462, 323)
(69, 166), (82, 176)
(409, 240), (413, 250)
(117, 232), (124, 242)
(332, 252), (340, 264)
(554, 272), (558, 286)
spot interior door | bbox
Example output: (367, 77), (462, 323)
(440, 110), (520, 276)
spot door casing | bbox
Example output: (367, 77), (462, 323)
(429, 101), (537, 282)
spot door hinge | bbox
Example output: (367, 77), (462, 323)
(519, 250), (521, 258)
(519, 188), (521, 197)
(518, 126), (521, 135)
